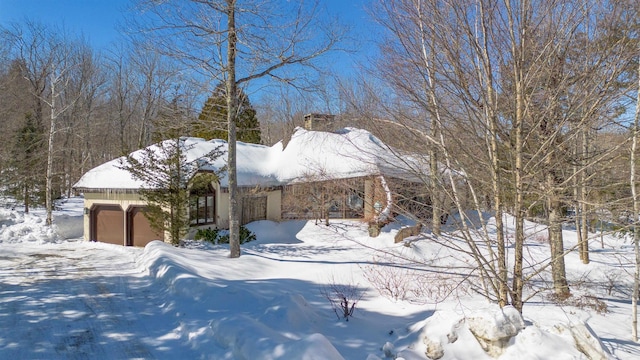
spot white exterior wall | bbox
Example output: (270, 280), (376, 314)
(214, 183), (230, 229)
(215, 187), (282, 230)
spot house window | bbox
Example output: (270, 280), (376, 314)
(190, 185), (215, 225)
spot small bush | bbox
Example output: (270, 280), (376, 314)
(549, 293), (608, 314)
(194, 227), (220, 244)
(217, 225), (257, 244)
(321, 275), (363, 321)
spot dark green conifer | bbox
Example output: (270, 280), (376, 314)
(193, 84), (262, 144)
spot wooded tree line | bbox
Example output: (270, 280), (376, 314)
(0, 20), (262, 213)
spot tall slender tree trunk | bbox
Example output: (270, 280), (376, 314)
(45, 72), (56, 226)
(415, 1), (442, 236)
(580, 129), (590, 264)
(512, 76), (525, 312)
(477, 0), (508, 306)
(429, 131), (441, 236)
(548, 186), (570, 298)
(490, 113), (507, 307)
(631, 58), (640, 342)
(573, 133), (583, 260)
(23, 183), (29, 214)
(226, 0), (241, 258)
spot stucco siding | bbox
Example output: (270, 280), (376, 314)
(266, 190), (281, 221)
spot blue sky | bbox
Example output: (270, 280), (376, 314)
(0, 0), (131, 48)
(0, 0), (379, 69)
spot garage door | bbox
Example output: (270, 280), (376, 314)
(91, 205), (124, 245)
(128, 206), (164, 247)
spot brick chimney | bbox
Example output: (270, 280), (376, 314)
(303, 113), (336, 132)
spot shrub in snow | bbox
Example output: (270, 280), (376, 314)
(321, 276), (363, 321)
(194, 225), (256, 245)
(363, 254), (461, 304)
(550, 293), (608, 314)
(217, 225), (256, 244)
(362, 258), (415, 302)
(194, 227), (220, 243)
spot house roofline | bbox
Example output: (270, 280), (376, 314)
(73, 187), (141, 194)
(75, 184), (284, 194)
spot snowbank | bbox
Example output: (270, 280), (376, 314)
(0, 198), (84, 244)
(0, 208), (57, 244)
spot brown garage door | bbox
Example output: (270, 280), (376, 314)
(128, 206), (164, 247)
(91, 205), (124, 245)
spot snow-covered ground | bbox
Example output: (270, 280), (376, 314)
(1, 198), (639, 359)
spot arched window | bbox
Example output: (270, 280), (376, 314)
(189, 183), (215, 225)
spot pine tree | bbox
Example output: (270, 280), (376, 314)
(193, 84), (262, 144)
(6, 112), (46, 212)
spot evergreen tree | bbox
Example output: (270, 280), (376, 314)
(121, 91), (224, 245)
(6, 112), (46, 212)
(119, 137), (223, 245)
(193, 84), (262, 144)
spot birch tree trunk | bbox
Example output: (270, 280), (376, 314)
(512, 77), (525, 312)
(477, 1), (508, 307)
(416, 1), (442, 236)
(226, 0), (241, 258)
(507, 0), (527, 313)
(45, 71), (56, 226)
(631, 57), (640, 342)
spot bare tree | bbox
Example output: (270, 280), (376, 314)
(42, 39), (92, 225)
(132, 0), (345, 257)
(60, 43), (107, 196)
(1, 21), (96, 224)
(365, 0), (635, 311)
(256, 87), (312, 146)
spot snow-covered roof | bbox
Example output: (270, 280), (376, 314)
(73, 127), (428, 191)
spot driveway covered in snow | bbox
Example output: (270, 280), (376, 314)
(0, 242), (200, 359)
